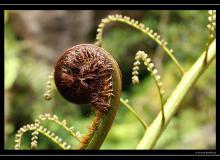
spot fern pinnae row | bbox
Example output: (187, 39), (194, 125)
(96, 14), (184, 75)
(15, 124), (35, 150)
(36, 125), (72, 150)
(15, 113), (82, 150)
(132, 51), (165, 123)
(44, 70), (54, 101)
(205, 10), (216, 63)
(15, 123), (71, 150)
(31, 130), (39, 149)
(207, 10), (216, 39)
(37, 113), (82, 142)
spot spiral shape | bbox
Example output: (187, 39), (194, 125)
(54, 44), (114, 113)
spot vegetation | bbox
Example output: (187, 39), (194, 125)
(4, 10), (215, 150)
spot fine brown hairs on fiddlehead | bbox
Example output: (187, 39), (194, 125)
(54, 44), (114, 114)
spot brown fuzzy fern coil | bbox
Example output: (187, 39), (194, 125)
(54, 44), (114, 114)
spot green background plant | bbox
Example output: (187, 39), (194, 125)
(4, 10), (215, 149)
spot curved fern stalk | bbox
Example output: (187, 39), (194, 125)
(137, 39), (216, 149)
(120, 98), (148, 130)
(95, 14), (185, 75)
(15, 123), (72, 150)
(15, 113), (81, 149)
(85, 48), (122, 150)
(79, 111), (103, 149)
(36, 113), (81, 142)
(132, 51), (165, 124)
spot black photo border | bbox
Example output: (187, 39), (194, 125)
(1, 3), (219, 158)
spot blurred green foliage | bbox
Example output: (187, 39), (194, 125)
(5, 11), (21, 90)
(4, 10), (215, 149)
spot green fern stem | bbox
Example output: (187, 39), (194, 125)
(85, 47), (122, 149)
(120, 98), (148, 130)
(137, 39), (216, 149)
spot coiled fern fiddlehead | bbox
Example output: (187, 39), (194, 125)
(15, 44), (122, 150)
